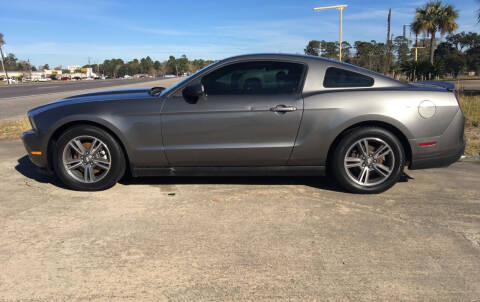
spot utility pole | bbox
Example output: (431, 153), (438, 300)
(314, 5), (347, 62)
(403, 24), (411, 40)
(0, 48), (7, 84)
(0, 39), (10, 84)
(413, 35), (425, 62)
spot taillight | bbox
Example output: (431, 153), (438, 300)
(419, 141), (436, 147)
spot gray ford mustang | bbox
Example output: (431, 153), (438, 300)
(22, 54), (465, 193)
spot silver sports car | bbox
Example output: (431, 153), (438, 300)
(22, 54), (465, 193)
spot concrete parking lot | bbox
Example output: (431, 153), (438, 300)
(0, 77), (479, 301)
(0, 139), (479, 301)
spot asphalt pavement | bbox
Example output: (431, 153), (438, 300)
(0, 78), (160, 98)
(0, 77), (181, 120)
(0, 139), (479, 301)
(452, 79), (480, 92)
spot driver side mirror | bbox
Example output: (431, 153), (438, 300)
(182, 83), (205, 103)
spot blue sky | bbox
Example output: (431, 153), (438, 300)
(1, 0), (478, 67)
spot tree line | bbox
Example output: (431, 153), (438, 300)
(304, 31), (479, 80)
(305, 1), (479, 81)
(0, 51), (214, 77)
(86, 55), (214, 77)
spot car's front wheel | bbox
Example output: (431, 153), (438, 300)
(331, 127), (405, 194)
(53, 125), (126, 191)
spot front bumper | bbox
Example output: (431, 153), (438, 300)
(21, 130), (48, 168)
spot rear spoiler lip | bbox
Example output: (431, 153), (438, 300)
(414, 81), (455, 91)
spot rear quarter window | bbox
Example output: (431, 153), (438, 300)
(323, 67), (374, 88)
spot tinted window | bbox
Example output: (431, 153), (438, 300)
(323, 67), (374, 88)
(202, 61), (304, 95)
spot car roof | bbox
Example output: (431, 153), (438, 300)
(221, 53), (353, 65)
(219, 53), (404, 86)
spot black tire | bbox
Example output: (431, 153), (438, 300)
(52, 125), (126, 191)
(330, 127), (405, 194)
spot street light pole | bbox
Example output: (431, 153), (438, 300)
(0, 45), (10, 84)
(314, 4), (347, 62)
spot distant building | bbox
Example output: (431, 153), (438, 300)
(44, 69), (63, 78)
(0, 67), (97, 81)
(68, 65), (80, 73)
(77, 67), (93, 78)
(0, 71), (44, 80)
(30, 72), (44, 80)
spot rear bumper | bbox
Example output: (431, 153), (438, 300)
(409, 109), (465, 170)
(21, 130), (48, 168)
(409, 140), (465, 170)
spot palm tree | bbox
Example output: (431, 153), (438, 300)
(411, 1), (458, 64)
(478, 0), (480, 23)
(0, 33), (9, 83)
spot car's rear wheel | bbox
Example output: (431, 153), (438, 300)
(331, 127), (405, 194)
(53, 125), (126, 191)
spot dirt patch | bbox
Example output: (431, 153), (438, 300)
(0, 117), (30, 140)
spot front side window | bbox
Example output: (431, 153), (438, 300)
(323, 67), (374, 88)
(202, 61), (304, 95)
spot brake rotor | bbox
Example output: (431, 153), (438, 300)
(368, 144), (385, 164)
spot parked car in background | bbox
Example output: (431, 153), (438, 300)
(2, 77), (17, 84)
(61, 77), (69, 81)
(22, 54), (465, 192)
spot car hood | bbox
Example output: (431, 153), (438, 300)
(28, 88), (153, 116)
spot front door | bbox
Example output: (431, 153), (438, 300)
(161, 60), (306, 166)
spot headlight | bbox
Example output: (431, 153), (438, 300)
(27, 113), (37, 131)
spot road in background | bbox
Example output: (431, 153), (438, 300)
(451, 79), (480, 92)
(0, 77), (181, 120)
(0, 78), (161, 99)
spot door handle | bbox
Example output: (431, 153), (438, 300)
(270, 105), (297, 112)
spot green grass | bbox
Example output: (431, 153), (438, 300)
(458, 95), (480, 126)
(457, 95), (480, 155)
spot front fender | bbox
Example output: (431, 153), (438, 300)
(46, 114), (132, 154)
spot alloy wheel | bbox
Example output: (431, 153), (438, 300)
(343, 137), (395, 187)
(62, 135), (112, 183)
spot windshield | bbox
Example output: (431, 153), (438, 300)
(160, 61), (218, 97)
